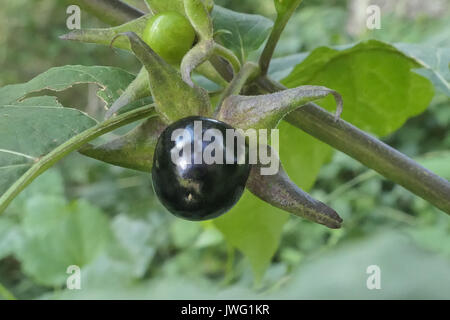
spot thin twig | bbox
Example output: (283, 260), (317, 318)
(72, 0), (145, 26)
(259, 15), (288, 76)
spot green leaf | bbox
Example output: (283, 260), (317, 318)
(274, 44), (449, 97)
(16, 197), (111, 287)
(0, 105), (97, 196)
(394, 43), (450, 97)
(212, 6), (273, 62)
(282, 40), (435, 137)
(0, 65), (136, 107)
(13, 96), (64, 107)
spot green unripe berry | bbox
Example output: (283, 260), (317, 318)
(143, 12), (196, 65)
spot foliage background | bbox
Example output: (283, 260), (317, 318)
(0, 0), (449, 299)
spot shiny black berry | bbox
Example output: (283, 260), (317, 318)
(151, 116), (251, 221)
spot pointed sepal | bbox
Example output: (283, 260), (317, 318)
(217, 85), (343, 130)
(105, 66), (151, 119)
(79, 116), (166, 172)
(119, 32), (211, 121)
(246, 145), (343, 229)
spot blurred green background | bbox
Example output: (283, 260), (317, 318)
(0, 0), (449, 299)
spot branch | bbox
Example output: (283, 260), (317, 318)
(258, 78), (450, 215)
(72, 0), (144, 26)
(287, 105), (450, 215)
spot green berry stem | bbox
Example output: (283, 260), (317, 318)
(213, 44), (242, 77)
(181, 40), (216, 88)
(259, 0), (304, 76)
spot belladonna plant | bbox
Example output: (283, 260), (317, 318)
(0, 0), (449, 235)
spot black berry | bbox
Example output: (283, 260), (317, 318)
(152, 116), (251, 221)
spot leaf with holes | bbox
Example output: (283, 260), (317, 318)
(0, 65), (135, 107)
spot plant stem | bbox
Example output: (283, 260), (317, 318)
(0, 106), (156, 214)
(214, 62), (260, 114)
(287, 105), (450, 214)
(259, 16), (287, 75)
(214, 44), (242, 76)
(259, 77), (450, 215)
(259, 1), (303, 75)
(72, 0), (144, 26)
